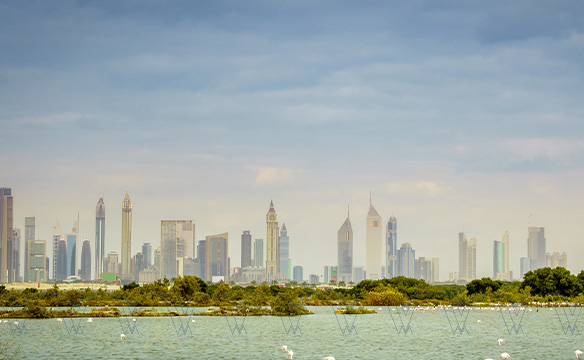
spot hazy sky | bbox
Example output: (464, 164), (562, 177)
(1, 1), (584, 280)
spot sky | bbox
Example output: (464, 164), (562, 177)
(1, 0), (584, 281)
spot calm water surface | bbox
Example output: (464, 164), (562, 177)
(1, 306), (581, 359)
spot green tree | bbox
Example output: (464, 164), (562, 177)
(171, 276), (204, 300)
(466, 278), (503, 295)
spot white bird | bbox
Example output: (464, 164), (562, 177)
(282, 345), (288, 352)
(132, 318), (136, 322)
(120, 334), (126, 340)
(191, 319), (196, 323)
(13, 321), (18, 326)
(498, 338), (505, 346)
(477, 320), (481, 324)
(288, 350), (293, 359)
(501, 353), (510, 359)
(87, 318), (93, 323)
(2, 320), (8, 324)
(56, 318), (63, 322)
(324, 357), (336, 360)
(576, 349), (583, 359)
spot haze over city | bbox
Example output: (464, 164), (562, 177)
(1, 1), (584, 280)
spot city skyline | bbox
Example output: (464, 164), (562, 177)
(1, 2), (583, 280)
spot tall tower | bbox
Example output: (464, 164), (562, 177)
(24, 216), (35, 282)
(458, 231), (468, 279)
(205, 233), (229, 282)
(527, 227), (546, 270)
(366, 196), (382, 280)
(241, 230), (252, 268)
(254, 239), (264, 267)
(121, 192), (132, 278)
(0, 188), (13, 283)
(502, 231), (509, 273)
(386, 215), (397, 278)
(337, 208), (353, 283)
(279, 224), (290, 279)
(160, 219), (194, 279)
(52, 222), (61, 281)
(266, 201), (279, 279)
(67, 219), (79, 277)
(95, 197), (105, 280)
(80, 238), (91, 281)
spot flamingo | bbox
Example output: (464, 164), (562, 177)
(120, 334), (126, 340)
(282, 345), (288, 352)
(288, 350), (293, 359)
(324, 357), (336, 360)
(477, 320), (481, 324)
(576, 349), (583, 359)
(501, 353), (510, 359)
(498, 338), (505, 346)
(56, 318), (63, 322)
(87, 318), (94, 323)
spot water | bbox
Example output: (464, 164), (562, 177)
(1, 306), (582, 359)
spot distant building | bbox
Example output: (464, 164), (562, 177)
(266, 201), (279, 279)
(132, 252), (144, 281)
(0, 188), (14, 283)
(95, 197), (105, 280)
(121, 192), (132, 280)
(366, 199), (382, 280)
(139, 266), (160, 283)
(431, 258), (439, 283)
(205, 233), (229, 282)
(103, 251), (119, 275)
(254, 239), (264, 267)
(458, 232), (476, 281)
(24, 216), (35, 282)
(397, 243), (415, 278)
(142, 243), (153, 267)
(56, 240), (68, 280)
(520, 257), (530, 279)
(27, 240), (47, 282)
(241, 231), (252, 269)
(449, 272), (458, 282)
(279, 224), (290, 279)
(309, 274), (320, 283)
(80, 238), (91, 281)
(415, 256), (432, 283)
(324, 265), (338, 283)
(66, 220), (79, 277)
(353, 266), (365, 284)
(293, 265), (303, 282)
(337, 211), (353, 283)
(240, 266), (266, 283)
(183, 257), (200, 277)
(12, 228), (20, 282)
(386, 215), (397, 279)
(197, 240), (206, 281)
(546, 251), (567, 268)
(52, 223), (62, 281)
(160, 220), (195, 280)
(527, 227), (546, 271)
(493, 240), (505, 279)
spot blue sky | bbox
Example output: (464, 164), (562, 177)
(1, 0), (584, 280)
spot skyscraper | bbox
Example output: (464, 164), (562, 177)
(397, 242), (415, 277)
(142, 243), (153, 267)
(1, 188), (14, 284)
(56, 239), (68, 280)
(458, 231), (476, 281)
(386, 215), (397, 278)
(205, 233), (229, 282)
(254, 239), (264, 267)
(527, 227), (546, 271)
(160, 220), (195, 279)
(27, 240), (46, 282)
(52, 223), (61, 281)
(121, 192), (132, 279)
(337, 210), (353, 283)
(415, 256), (432, 282)
(431, 257), (440, 283)
(279, 224), (290, 279)
(66, 220), (79, 277)
(241, 230), (252, 268)
(366, 198), (382, 280)
(24, 216), (35, 282)
(95, 197), (105, 280)
(80, 238), (91, 281)
(293, 265), (303, 282)
(12, 228), (20, 282)
(197, 240), (206, 280)
(493, 240), (505, 279)
(266, 201), (279, 279)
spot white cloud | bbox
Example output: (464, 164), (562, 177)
(254, 167), (298, 187)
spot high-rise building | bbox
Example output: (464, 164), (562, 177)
(415, 256), (432, 283)
(103, 251), (119, 274)
(132, 252), (144, 280)
(205, 233), (229, 282)
(279, 224), (290, 279)
(27, 240), (47, 282)
(366, 199), (382, 280)
(12, 228), (20, 282)
(293, 265), (303, 282)
(324, 265), (338, 283)
(527, 227), (546, 271)
(95, 197), (105, 280)
(142, 243), (153, 267)
(241, 230), (252, 268)
(546, 251), (567, 268)
(352, 266), (365, 284)
(458, 232), (476, 281)
(197, 240), (206, 280)
(309, 274), (319, 283)
(80, 238), (91, 281)
(386, 215), (397, 279)
(66, 220), (79, 277)
(520, 257), (530, 279)
(431, 257), (440, 283)
(254, 239), (264, 267)
(160, 220), (195, 280)
(52, 223), (61, 281)
(397, 243), (415, 278)
(266, 201), (279, 279)
(493, 240), (505, 279)
(56, 240), (68, 280)
(121, 192), (132, 279)
(337, 211), (353, 283)
(24, 216), (35, 282)
(502, 231), (510, 274)
(0, 188), (13, 283)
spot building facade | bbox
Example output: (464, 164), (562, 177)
(458, 232), (476, 281)
(25, 216), (35, 282)
(527, 227), (546, 271)
(0, 188), (13, 283)
(142, 243), (153, 267)
(205, 233), (229, 282)
(27, 240), (47, 282)
(386, 215), (397, 279)
(241, 230), (252, 269)
(293, 265), (303, 282)
(121, 192), (132, 279)
(160, 220), (195, 280)
(279, 224), (290, 279)
(397, 242), (415, 278)
(254, 239), (264, 267)
(80, 238), (91, 281)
